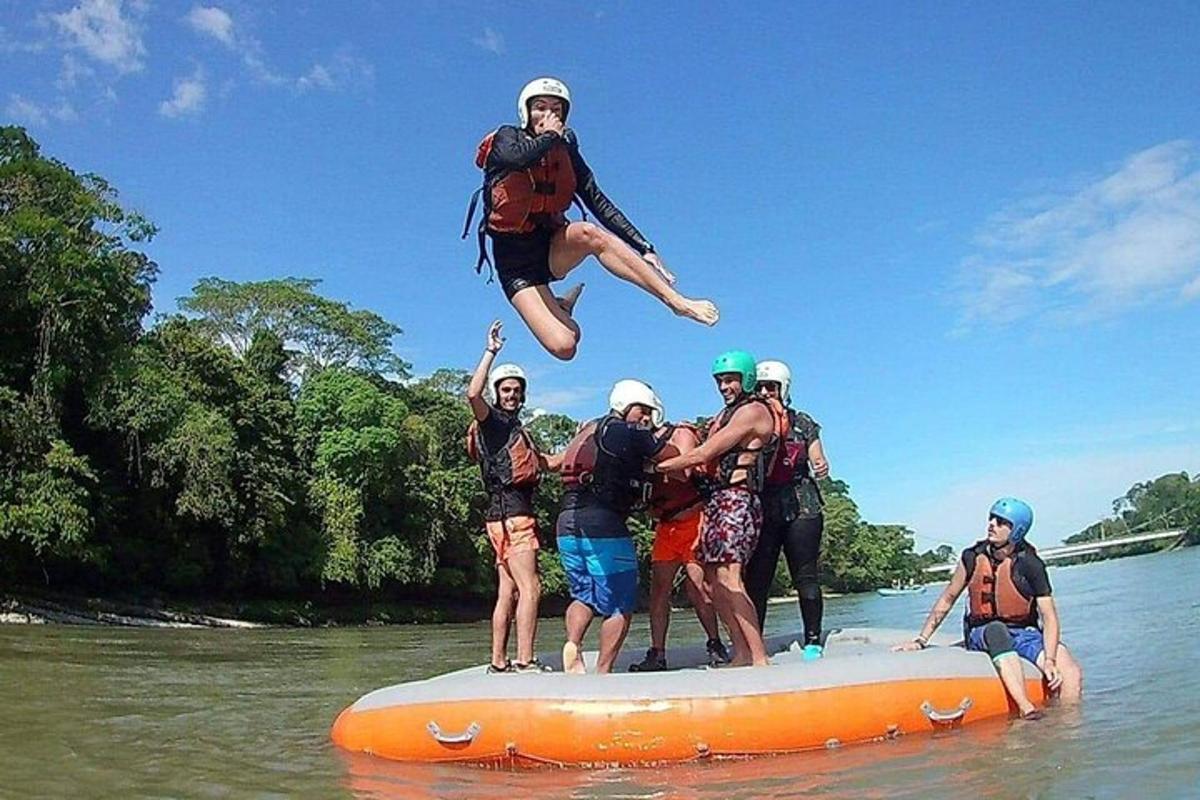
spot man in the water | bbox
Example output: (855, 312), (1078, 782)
(895, 498), (1083, 717)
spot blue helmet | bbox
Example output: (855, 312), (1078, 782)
(989, 497), (1033, 545)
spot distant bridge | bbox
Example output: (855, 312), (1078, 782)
(921, 529), (1188, 575)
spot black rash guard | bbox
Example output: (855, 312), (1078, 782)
(485, 125), (654, 256)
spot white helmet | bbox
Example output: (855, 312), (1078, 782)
(487, 363), (527, 402)
(518, 77), (571, 129)
(608, 379), (663, 427)
(756, 360), (792, 404)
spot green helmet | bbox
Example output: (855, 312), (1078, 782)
(711, 350), (757, 392)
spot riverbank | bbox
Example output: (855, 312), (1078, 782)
(3, 590), (834, 628)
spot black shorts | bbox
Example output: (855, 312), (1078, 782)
(490, 227), (560, 300)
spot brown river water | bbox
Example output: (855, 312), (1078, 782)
(2, 547), (1197, 799)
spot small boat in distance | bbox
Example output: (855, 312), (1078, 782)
(876, 581), (927, 597)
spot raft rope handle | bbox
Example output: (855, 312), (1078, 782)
(920, 697), (973, 724)
(426, 720), (481, 744)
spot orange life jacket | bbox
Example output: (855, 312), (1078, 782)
(475, 131), (577, 235)
(704, 394), (788, 493)
(466, 417), (540, 493)
(965, 543), (1038, 628)
(648, 423), (703, 521)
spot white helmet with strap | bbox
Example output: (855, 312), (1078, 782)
(518, 77), (571, 129)
(756, 360), (792, 404)
(608, 379), (663, 427)
(487, 363), (527, 402)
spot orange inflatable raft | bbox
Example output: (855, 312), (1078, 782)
(330, 628), (1046, 767)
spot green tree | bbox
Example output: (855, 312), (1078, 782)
(0, 127), (155, 566)
(179, 276), (410, 377)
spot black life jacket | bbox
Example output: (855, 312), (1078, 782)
(466, 415), (540, 494)
(560, 415), (653, 514)
(702, 394), (786, 494)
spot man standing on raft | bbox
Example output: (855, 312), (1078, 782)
(630, 419), (730, 672)
(895, 498), (1083, 717)
(656, 351), (785, 668)
(557, 380), (676, 674)
(466, 321), (556, 674)
(745, 360), (830, 658)
(465, 77), (718, 360)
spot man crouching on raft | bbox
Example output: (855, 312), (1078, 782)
(465, 77), (718, 361)
(656, 351), (785, 668)
(557, 380), (678, 674)
(895, 498), (1083, 718)
(466, 321), (560, 673)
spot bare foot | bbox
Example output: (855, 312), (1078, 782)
(556, 283), (584, 316)
(562, 641), (586, 674)
(672, 297), (719, 326)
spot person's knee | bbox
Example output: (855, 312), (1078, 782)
(794, 562), (820, 598)
(573, 222), (608, 253)
(981, 621), (1014, 658)
(542, 327), (578, 360)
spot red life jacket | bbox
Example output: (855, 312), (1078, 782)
(648, 423), (703, 521)
(466, 418), (540, 492)
(965, 543), (1038, 628)
(704, 395), (788, 493)
(763, 403), (808, 488)
(475, 131), (577, 235)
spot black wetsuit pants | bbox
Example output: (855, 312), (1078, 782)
(745, 488), (824, 645)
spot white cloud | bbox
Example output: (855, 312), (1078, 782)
(6, 95), (48, 127)
(472, 27), (505, 55)
(5, 94), (78, 126)
(52, 0), (146, 74)
(296, 64), (334, 91)
(1, 25), (49, 55)
(956, 140), (1200, 328)
(181, 5), (283, 85)
(159, 70), (207, 118)
(527, 385), (604, 414)
(56, 53), (95, 89)
(185, 6), (235, 46)
(296, 51), (374, 93)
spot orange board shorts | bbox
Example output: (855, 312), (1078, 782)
(485, 515), (540, 564)
(651, 513), (702, 564)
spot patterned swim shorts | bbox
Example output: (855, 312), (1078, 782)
(697, 488), (762, 564)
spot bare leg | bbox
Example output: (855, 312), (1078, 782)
(1041, 645), (1084, 703)
(595, 612), (633, 674)
(563, 600), (593, 674)
(507, 550), (541, 664)
(509, 284), (582, 361)
(714, 563), (768, 667)
(648, 561), (677, 652)
(549, 222), (719, 326)
(491, 564), (516, 668)
(683, 561), (721, 641)
(993, 654), (1039, 716)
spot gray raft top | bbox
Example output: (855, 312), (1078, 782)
(350, 628), (1041, 713)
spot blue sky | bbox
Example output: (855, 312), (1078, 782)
(4, 1), (1199, 549)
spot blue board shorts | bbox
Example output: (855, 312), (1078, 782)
(967, 624), (1045, 664)
(556, 506), (638, 617)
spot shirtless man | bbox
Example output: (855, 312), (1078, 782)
(656, 351), (782, 667)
